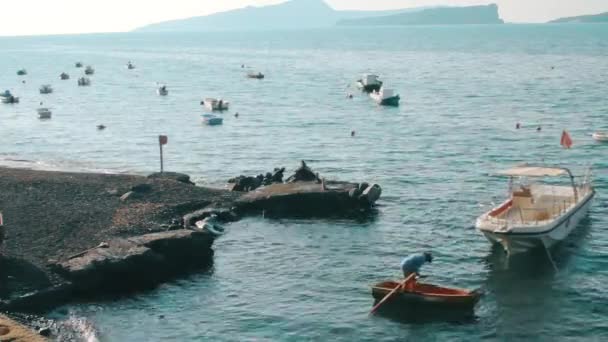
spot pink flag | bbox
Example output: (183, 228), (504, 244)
(0, 212), (3, 226)
(561, 130), (573, 149)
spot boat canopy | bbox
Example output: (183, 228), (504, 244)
(497, 166), (568, 177)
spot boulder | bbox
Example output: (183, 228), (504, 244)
(131, 183), (153, 193)
(147, 172), (195, 185)
(51, 229), (215, 293)
(359, 184), (382, 205)
(285, 160), (320, 183)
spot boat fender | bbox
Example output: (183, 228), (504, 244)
(359, 184), (381, 204)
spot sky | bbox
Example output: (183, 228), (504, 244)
(1, 0), (607, 36)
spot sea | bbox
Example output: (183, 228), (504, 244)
(1, 24), (607, 341)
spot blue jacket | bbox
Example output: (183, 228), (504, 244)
(401, 253), (428, 274)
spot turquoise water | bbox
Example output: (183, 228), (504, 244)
(1, 25), (608, 341)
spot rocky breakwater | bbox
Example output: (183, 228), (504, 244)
(0, 167), (240, 314)
(231, 161), (382, 217)
(0, 161), (380, 325)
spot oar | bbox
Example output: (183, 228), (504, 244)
(369, 273), (416, 315)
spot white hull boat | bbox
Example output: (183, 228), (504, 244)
(37, 108), (52, 119)
(476, 165), (594, 255)
(592, 132), (608, 142)
(1, 91), (19, 103)
(202, 98), (229, 111)
(370, 88), (400, 106)
(356, 74), (383, 93)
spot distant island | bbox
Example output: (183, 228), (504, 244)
(135, 0), (503, 32)
(549, 12), (608, 23)
(338, 4), (503, 26)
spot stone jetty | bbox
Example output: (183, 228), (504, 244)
(0, 162), (381, 334)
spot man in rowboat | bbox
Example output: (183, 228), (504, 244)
(401, 252), (433, 289)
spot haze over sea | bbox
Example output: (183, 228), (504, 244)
(1, 24), (608, 341)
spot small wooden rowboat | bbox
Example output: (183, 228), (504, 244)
(371, 280), (482, 310)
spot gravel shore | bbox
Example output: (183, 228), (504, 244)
(0, 167), (239, 300)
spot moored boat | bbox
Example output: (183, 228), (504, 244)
(126, 61), (135, 70)
(17, 69), (27, 76)
(60, 72), (70, 80)
(475, 164), (595, 255)
(84, 66), (95, 75)
(157, 85), (168, 96)
(356, 74), (383, 93)
(1, 90), (19, 104)
(371, 280), (482, 311)
(592, 132), (608, 142)
(75, 62), (83, 68)
(201, 98), (229, 111)
(247, 71), (265, 79)
(370, 88), (400, 106)
(201, 114), (224, 126)
(39, 84), (53, 94)
(78, 77), (91, 86)
(37, 108), (52, 119)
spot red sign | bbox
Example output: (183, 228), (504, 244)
(159, 135), (168, 145)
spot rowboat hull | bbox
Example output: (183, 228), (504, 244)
(371, 281), (481, 311)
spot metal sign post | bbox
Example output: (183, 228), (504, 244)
(159, 135), (168, 173)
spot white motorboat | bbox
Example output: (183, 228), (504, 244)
(201, 98), (229, 111)
(37, 108), (52, 119)
(157, 85), (168, 96)
(592, 132), (608, 142)
(39, 84), (53, 94)
(84, 66), (95, 75)
(78, 77), (91, 86)
(60, 72), (70, 80)
(370, 88), (400, 106)
(356, 74), (383, 93)
(1, 90), (19, 104)
(202, 114), (223, 126)
(475, 164), (595, 255)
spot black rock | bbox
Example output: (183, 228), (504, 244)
(131, 183), (153, 193)
(148, 172), (195, 185)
